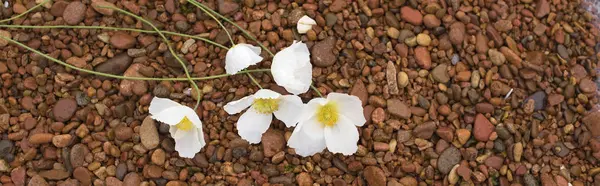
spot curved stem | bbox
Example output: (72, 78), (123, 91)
(0, 0), (50, 24)
(187, 0), (234, 46)
(0, 34), (269, 81)
(103, 6), (203, 110)
(0, 24), (229, 50)
(247, 73), (263, 89)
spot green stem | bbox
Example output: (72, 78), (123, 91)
(246, 73), (263, 89)
(187, 0), (234, 46)
(191, 2), (274, 57)
(102, 6), (202, 110)
(0, 0), (50, 24)
(0, 24), (229, 50)
(0, 34), (268, 81)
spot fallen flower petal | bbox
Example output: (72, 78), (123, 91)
(271, 41), (312, 95)
(225, 44), (263, 75)
(297, 15), (316, 34)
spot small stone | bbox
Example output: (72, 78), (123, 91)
(474, 114), (494, 141)
(218, 0), (239, 15)
(475, 103), (494, 113)
(114, 125), (133, 141)
(91, 0), (116, 16)
(423, 14), (440, 28)
(123, 173), (141, 186)
(414, 46), (431, 69)
(0, 30), (11, 47)
(140, 116), (160, 149)
(350, 80), (368, 105)
(52, 134), (72, 148)
(387, 27), (400, 39)
(456, 129), (470, 145)
(547, 94), (564, 106)
(579, 79), (597, 93)
(296, 172), (313, 186)
(39, 169), (70, 180)
(535, 0), (550, 18)
(438, 146), (461, 174)
(557, 45), (569, 59)
(524, 173), (539, 186)
(110, 32), (136, 49)
(364, 166), (386, 186)
(63, 1), (86, 25)
(400, 6), (423, 25)
(488, 49), (506, 66)
(94, 53), (133, 76)
(127, 48), (146, 57)
(70, 144), (89, 168)
(413, 121), (437, 139)
(73, 167), (92, 186)
(513, 142), (523, 162)
(29, 133), (54, 144)
(11, 166), (26, 186)
(151, 149), (166, 165)
(386, 61), (399, 95)
(387, 99), (411, 119)
(311, 37), (337, 67)
(431, 64), (449, 83)
(500, 47), (522, 67)
(28, 175), (48, 186)
(329, 0), (347, 12)
(449, 22), (465, 45)
(436, 127), (453, 142)
(53, 98), (77, 122)
(484, 156), (504, 170)
(261, 129), (285, 157)
(475, 32), (488, 53)
(416, 33), (431, 46)
(397, 71), (409, 88)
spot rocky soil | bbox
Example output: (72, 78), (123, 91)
(1, 0), (600, 186)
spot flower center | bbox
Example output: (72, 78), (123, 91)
(252, 98), (280, 114)
(316, 102), (339, 127)
(176, 116), (194, 131)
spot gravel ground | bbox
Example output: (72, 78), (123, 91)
(1, 0), (600, 186)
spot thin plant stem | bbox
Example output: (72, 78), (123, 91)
(0, 24), (229, 50)
(187, 0), (234, 46)
(191, 2), (274, 56)
(0, 0), (50, 24)
(0, 34), (269, 81)
(100, 6), (201, 109)
(191, 2), (325, 97)
(246, 73), (263, 89)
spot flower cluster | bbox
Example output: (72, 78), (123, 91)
(149, 15), (364, 158)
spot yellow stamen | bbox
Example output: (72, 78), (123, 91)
(176, 116), (194, 131)
(316, 102), (339, 127)
(252, 98), (280, 114)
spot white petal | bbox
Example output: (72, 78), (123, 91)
(151, 105), (191, 125)
(273, 95), (304, 127)
(224, 95), (255, 114)
(225, 44), (263, 75)
(172, 128), (204, 158)
(327, 93), (366, 126)
(236, 107), (273, 144)
(149, 97), (182, 116)
(271, 42), (312, 95)
(324, 116), (360, 155)
(288, 116), (326, 157)
(297, 16), (316, 34)
(253, 89), (281, 99)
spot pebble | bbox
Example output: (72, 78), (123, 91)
(311, 37), (337, 67)
(110, 32), (136, 49)
(423, 14), (440, 28)
(329, 0), (347, 12)
(386, 61), (399, 95)
(582, 112), (600, 137)
(70, 144), (89, 168)
(28, 175), (49, 186)
(123, 173), (141, 186)
(387, 27), (400, 39)
(363, 166), (386, 186)
(557, 44), (569, 59)
(53, 98), (77, 122)
(151, 149), (166, 165)
(11, 166), (26, 186)
(456, 129), (470, 145)
(500, 47), (522, 67)
(414, 46), (431, 69)
(91, 0), (115, 16)
(475, 32), (488, 53)
(95, 53), (133, 76)
(535, 0), (550, 18)
(114, 125), (133, 141)
(217, 0), (239, 14)
(579, 79), (597, 93)
(163, 51), (189, 69)
(387, 99), (411, 119)
(431, 64), (449, 83)
(513, 142), (523, 162)
(52, 134), (73, 147)
(416, 33), (431, 46)
(63, 1), (86, 25)
(397, 71), (409, 88)
(400, 6), (423, 25)
(0, 140), (14, 159)
(413, 121), (436, 139)
(73, 167), (92, 186)
(484, 156), (504, 170)
(475, 103), (494, 113)
(140, 116), (160, 149)
(525, 91), (547, 111)
(0, 30), (10, 47)
(127, 48), (146, 57)
(350, 80), (368, 105)
(296, 172), (313, 186)
(438, 146), (461, 174)
(449, 22), (465, 45)
(261, 129), (285, 157)
(474, 114), (494, 141)
(524, 173), (539, 186)
(39, 169), (70, 180)
(488, 49), (506, 66)
(29, 133), (54, 144)
(547, 94), (564, 106)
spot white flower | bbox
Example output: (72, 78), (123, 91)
(271, 41), (312, 95)
(149, 97), (206, 158)
(297, 15), (316, 34)
(225, 44), (263, 75)
(288, 93), (365, 156)
(224, 89), (303, 144)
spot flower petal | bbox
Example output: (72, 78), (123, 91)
(273, 95), (304, 127)
(149, 97), (182, 116)
(324, 116), (359, 155)
(298, 98), (327, 122)
(225, 44), (263, 75)
(151, 105), (191, 125)
(327, 93), (366, 126)
(253, 89), (281, 99)
(297, 16), (316, 34)
(172, 128), (204, 158)
(236, 107), (273, 144)
(271, 42), (312, 95)
(288, 116), (326, 157)
(224, 95), (255, 114)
